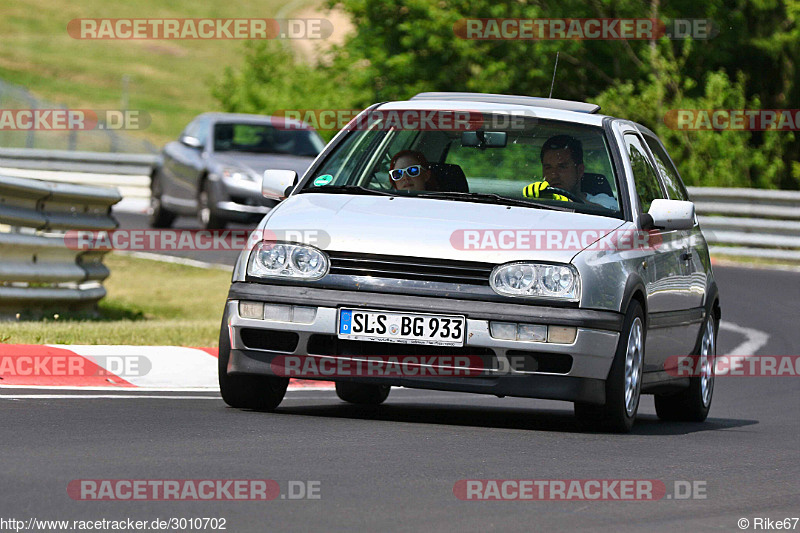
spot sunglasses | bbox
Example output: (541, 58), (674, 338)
(389, 164), (428, 181)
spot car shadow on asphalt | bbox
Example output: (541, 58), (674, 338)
(263, 402), (757, 436)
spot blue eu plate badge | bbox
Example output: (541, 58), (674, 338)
(339, 309), (352, 334)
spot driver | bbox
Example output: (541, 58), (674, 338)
(523, 135), (617, 209)
(389, 150), (438, 191)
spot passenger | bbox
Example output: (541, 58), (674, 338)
(389, 150), (438, 192)
(523, 135), (617, 209)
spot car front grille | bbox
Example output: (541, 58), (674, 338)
(327, 251), (494, 286)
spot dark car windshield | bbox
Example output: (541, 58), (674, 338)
(213, 122), (325, 157)
(299, 111), (622, 218)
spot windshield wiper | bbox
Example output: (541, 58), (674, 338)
(413, 191), (575, 211)
(300, 185), (396, 196)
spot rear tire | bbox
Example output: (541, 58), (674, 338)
(335, 382), (391, 405)
(575, 300), (645, 433)
(149, 171), (176, 228)
(655, 315), (716, 422)
(218, 312), (288, 411)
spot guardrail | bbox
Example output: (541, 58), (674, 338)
(0, 148), (159, 175)
(688, 187), (800, 262)
(0, 175), (121, 317)
(0, 148), (157, 202)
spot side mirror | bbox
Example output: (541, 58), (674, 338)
(180, 135), (203, 149)
(262, 169), (297, 200)
(644, 199), (695, 230)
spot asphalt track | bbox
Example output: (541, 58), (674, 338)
(1, 209), (798, 532)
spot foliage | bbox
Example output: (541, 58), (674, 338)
(212, 41), (364, 141)
(595, 41), (794, 188)
(215, 0), (800, 188)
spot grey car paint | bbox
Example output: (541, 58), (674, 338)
(157, 113), (322, 221)
(227, 100), (718, 397)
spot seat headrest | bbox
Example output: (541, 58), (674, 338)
(429, 163), (469, 193)
(581, 173), (613, 196)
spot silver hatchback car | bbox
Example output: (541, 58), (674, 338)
(218, 92), (721, 432)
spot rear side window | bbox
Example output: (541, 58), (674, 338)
(644, 136), (689, 201)
(624, 134), (664, 213)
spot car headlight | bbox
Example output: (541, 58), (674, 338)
(248, 241), (329, 280)
(490, 262), (580, 300)
(221, 166), (257, 182)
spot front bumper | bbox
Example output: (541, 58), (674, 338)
(212, 176), (276, 220)
(223, 283), (623, 404)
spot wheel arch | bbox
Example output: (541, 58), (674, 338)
(620, 275), (648, 329)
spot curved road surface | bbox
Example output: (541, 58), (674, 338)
(1, 210), (797, 531)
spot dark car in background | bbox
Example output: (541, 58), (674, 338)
(149, 113), (325, 229)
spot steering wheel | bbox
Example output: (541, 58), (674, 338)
(542, 185), (586, 204)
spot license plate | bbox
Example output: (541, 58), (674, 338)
(338, 309), (466, 347)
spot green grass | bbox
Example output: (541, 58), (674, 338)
(0, 0), (321, 147)
(2, 254), (232, 346)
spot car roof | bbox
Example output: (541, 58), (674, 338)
(195, 112), (316, 131)
(376, 93), (609, 127)
(411, 92), (601, 113)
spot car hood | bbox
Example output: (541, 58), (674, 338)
(262, 193), (626, 264)
(210, 152), (316, 178)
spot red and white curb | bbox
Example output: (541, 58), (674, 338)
(0, 344), (333, 391)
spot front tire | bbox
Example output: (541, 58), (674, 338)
(218, 313), (288, 411)
(149, 170), (176, 228)
(654, 315), (716, 422)
(198, 180), (227, 230)
(575, 300), (645, 433)
(335, 382), (391, 405)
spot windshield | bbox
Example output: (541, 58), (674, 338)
(300, 112), (622, 218)
(213, 122), (324, 156)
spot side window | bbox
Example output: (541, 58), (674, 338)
(312, 130), (383, 186)
(624, 134), (664, 213)
(644, 136), (689, 201)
